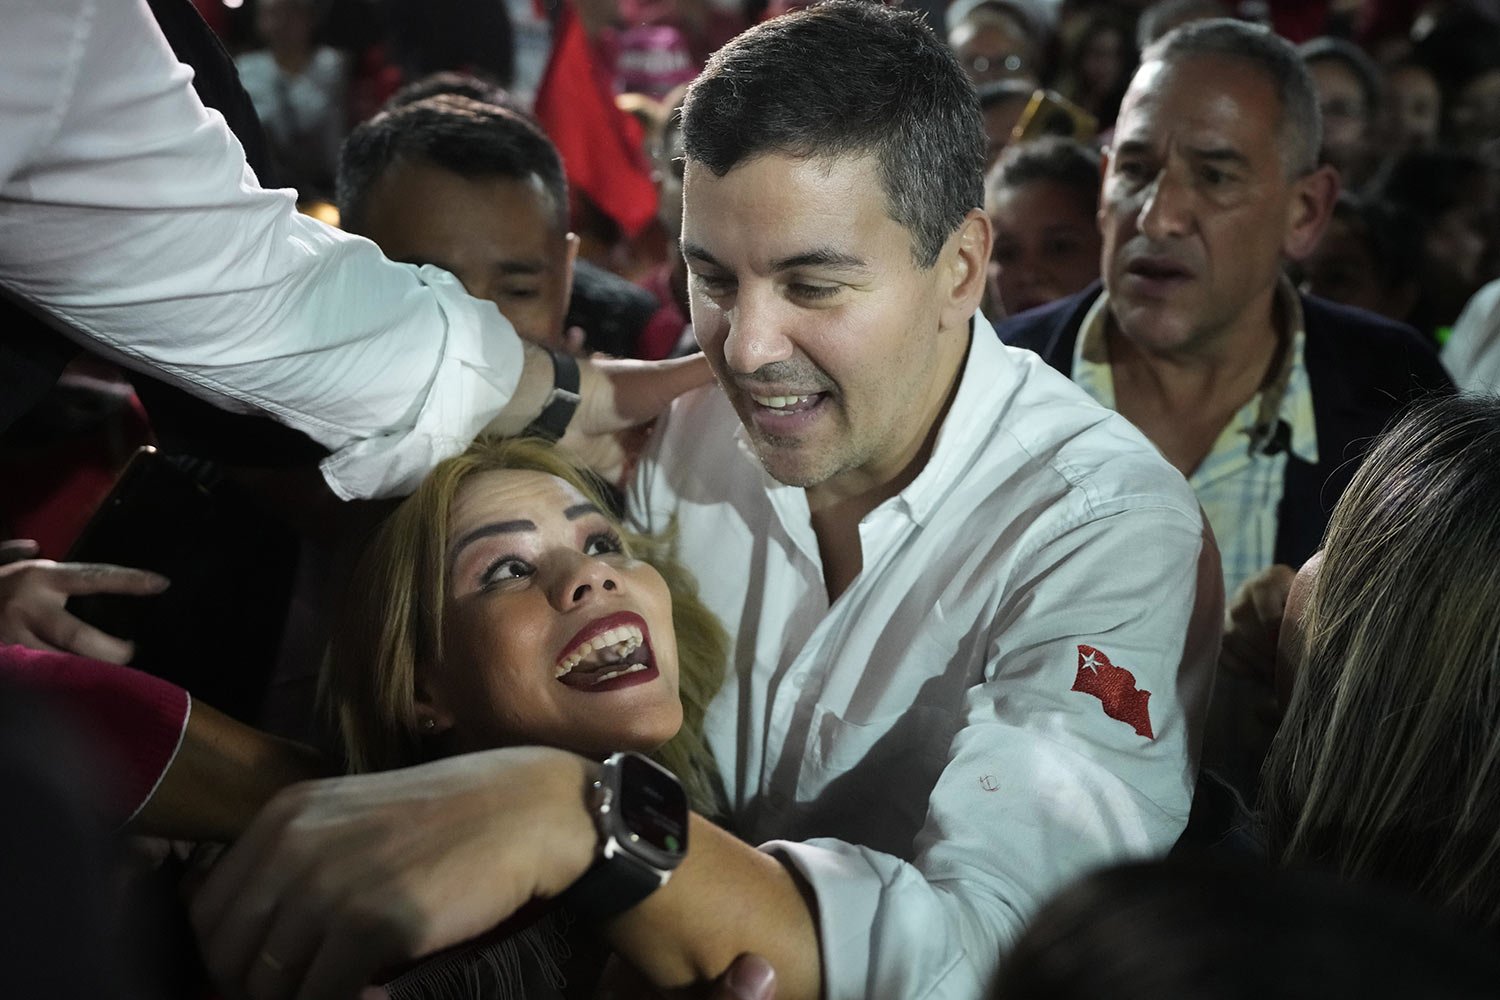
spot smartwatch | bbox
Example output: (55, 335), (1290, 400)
(561, 751), (689, 921)
(522, 349), (581, 442)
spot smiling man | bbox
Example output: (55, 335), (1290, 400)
(626, 1), (1221, 994)
(187, 6), (1220, 999)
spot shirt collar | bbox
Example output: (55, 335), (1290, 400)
(1072, 276), (1317, 464)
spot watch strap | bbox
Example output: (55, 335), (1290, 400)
(522, 349), (581, 442)
(560, 844), (668, 922)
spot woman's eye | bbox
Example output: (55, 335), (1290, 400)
(481, 556), (534, 586)
(584, 530), (625, 557)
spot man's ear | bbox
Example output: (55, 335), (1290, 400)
(1283, 164), (1339, 262)
(938, 208), (993, 331)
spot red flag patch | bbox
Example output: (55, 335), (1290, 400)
(1072, 644), (1154, 739)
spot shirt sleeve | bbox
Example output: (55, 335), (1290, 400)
(765, 500), (1222, 999)
(0, 0), (525, 500)
(1442, 280), (1500, 394)
(0, 644), (191, 826)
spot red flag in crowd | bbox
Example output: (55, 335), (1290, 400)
(534, 2), (659, 238)
(1071, 643), (1154, 739)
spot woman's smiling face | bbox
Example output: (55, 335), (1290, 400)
(420, 469), (681, 758)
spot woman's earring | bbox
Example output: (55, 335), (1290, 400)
(421, 717), (437, 732)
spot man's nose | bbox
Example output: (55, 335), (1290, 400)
(1137, 169), (1194, 242)
(722, 289), (795, 376)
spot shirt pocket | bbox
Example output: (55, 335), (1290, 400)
(798, 702), (958, 855)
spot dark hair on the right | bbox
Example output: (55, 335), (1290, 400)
(1259, 394), (1500, 931)
(986, 137), (1102, 213)
(336, 95), (567, 235)
(681, 0), (984, 268)
(995, 857), (1500, 999)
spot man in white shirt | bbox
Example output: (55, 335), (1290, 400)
(627, 1), (1220, 993)
(189, 5), (1219, 1000)
(0, 0), (705, 502)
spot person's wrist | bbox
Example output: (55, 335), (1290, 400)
(483, 342), (558, 438)
(504, 748), (601, 898)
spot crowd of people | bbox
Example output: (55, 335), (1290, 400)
(2, 0), (1500, 998)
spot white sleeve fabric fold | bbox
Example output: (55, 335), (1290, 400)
(0, 0), (524, 499)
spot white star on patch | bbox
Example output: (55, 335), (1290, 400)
(1081, 651), (1100, 672)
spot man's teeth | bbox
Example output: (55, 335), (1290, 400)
(555, 625), (644, 678)
(751, 393), (816, 409)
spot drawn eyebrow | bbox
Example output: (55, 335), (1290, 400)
(450, 504), (606, 563)
(449, 519), (536, 566)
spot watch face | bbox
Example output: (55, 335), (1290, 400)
(618, 753), (688, 861)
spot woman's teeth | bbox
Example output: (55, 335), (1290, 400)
(555, 625), (644, 678)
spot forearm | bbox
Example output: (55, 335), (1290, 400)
(132, 700), (330, 842)
(480, 340), (556, 439)
(605, 815), (823, 1000)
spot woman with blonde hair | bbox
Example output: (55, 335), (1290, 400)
(323, 435), (725, 814)
(1259, 394), (1500, 930)
(312, 435), (727, 997)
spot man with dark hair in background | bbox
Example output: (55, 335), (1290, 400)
(340, 90), (664, 358)
(338, 96), (580, 353)
(191, 5), (1219, 998)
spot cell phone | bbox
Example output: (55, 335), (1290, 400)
(1013, 89), (1099, 144)
(66, 446), (298, 722)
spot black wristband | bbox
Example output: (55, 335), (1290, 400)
(522, 349), (581, 442)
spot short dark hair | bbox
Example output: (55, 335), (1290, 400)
(1299, 36), (1383, 119)
(336, 95), (567, 234)
(986, 137), (1101, 213)
(1143, 18), (1322, 175)
(681, 0), (984, 268)
(996, 857), (1500, 999)
(385, 71), (523, 115)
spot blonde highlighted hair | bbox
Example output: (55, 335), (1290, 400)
(1259, 394), (1500, 928)
(322, 437), (727, 814)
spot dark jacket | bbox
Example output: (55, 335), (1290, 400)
(997, 284), (1455, 568)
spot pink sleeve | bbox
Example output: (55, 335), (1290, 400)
(0, 644), (190, 823)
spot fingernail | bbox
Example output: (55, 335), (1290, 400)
(726, 954), (776, 1000)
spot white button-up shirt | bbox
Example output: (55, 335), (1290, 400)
(630, 317), (1221, 999)
(0, 0), (525, 500)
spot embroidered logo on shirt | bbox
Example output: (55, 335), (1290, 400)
(1072, 644), (1154, 739)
